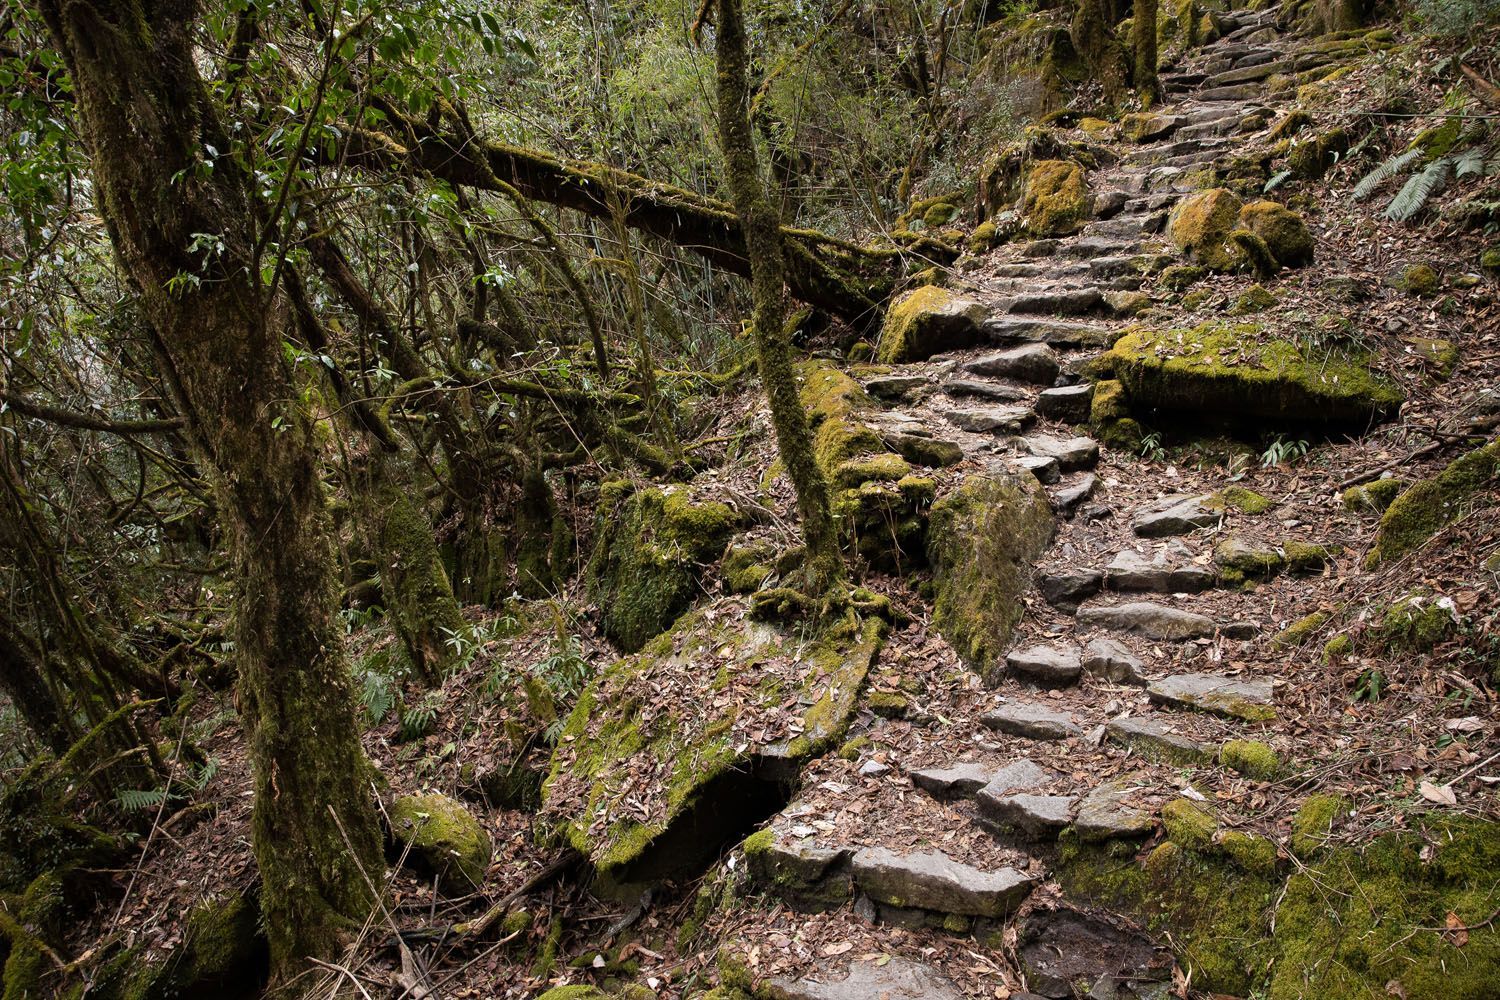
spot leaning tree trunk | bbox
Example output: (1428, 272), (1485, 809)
(1072, 0), (1133, 104)
(1133, 0), (1160, 106)
(39, 1), (384, 988)
(715, 0), (844, 599)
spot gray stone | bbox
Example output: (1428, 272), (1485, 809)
(1039, 566), (1104, 609)
(983, 316), (1114, 349)
(1223, 620), (1260, 640)
(865, 374), (930, 401)
(945, 378), (1028, 403)
(1053, 474), (1098, 517)
(1148, 673), (1276, 721)
(1132, 494), (1222, 537)
(965, 343), (1061, 385)
(1075, 780), (1157, 841)
(1077, 602), (1217, 641)
(1016, 909), (1172, 1000)
(910, 762), (995, 800)
(1014, 454), (1061, 484)
(943, 405), (1035, 434)
(977, 791), (1077, 838)
(1105, 549), (1216, 593)
(1094, 189), (1130, 218)
(1081, 637), (1147, 686)
(1006, 645), (1083, 687)
(978, 758), (1051, 799)
(1024, 433), (1099, 471)
(982, 702), (1082, 740)
(1036, 383), (1095, 423)
(849, 846), (1035, 918)
(765, 957), (964, 1000)
(746, 826), (853, 909)
(1105, 716), (1213, 765)
(1008, 287), (1106, 317)
(886, 432), (964, 468)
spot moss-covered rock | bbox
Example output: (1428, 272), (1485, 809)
(586, 481), (742, 652)
(1402, 336), (1459, 378)
(543, 605), (884, 887)
(1272, 610), (1330, 649)
(875, 286), (988, 363)
(1020, 159), (1091, 237)
(1286, 127), (1349, 180)
(389, 792), (492, 896)
(1230, 283), (1277, 315)
(832, 452), (911, 489)
(1237, 200), (1315, 268)
(1290, 793), (1347, 856)
(1089, 378), (1143, 450)
(1393, 263), (1440, 297)
(1168, 188), (1243, 270)
(1376, 592), (1457, 652)
(1206, 485), (1274, 515)
(722, 542), (777, 594)
(798, 361), (885, 474)
(1, 872), (64, 1000)
(834, 474), (935, 572)
(1341, 478), (1405, 514)
(1214, 537), (1286, 586)
(1159, 263), (1207, 292)
(1162, 798), (1217, 851)
(926, 472), (1054, 685)
(1119, 112), (1174, 143)
(1220, 740), (1281, 780)
(1482, 247), (1500, 277)
(1367, 439), (1499, 566)
(1107, 322), (1403, 428)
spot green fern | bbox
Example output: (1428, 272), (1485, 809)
(115, 787), (169, 813)
(1385, 157), (1453, 222)
(1353, 148), (1421, 201)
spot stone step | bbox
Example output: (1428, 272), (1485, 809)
(1003, 287), (1107, 316)
(1105, 715), (1214, 765)
(982, 701), (1083, 740)
(977, 790), (1077, 839)
(964, 343), (1060, 384)
(1022, 432), (1099, 470)
(942, 404), (1035, 434)
(1035, 382), (1094, 422)
(1051, 472), (1098, 518)
(767, 957), (965, 1000)
(1132, 494), (1223, 537)
(1199, 82), (1264, 102)
(943, 378), (1028, 403)
(1075, 779), (1157, 841)
(1081, 214), (1151, 239)
(1076, 601), (1218, 641)
(864, 373), (930, 402)
(1087, 254), (1146, 279)
(1082, 637), (1147, 686)
(1105, 548), (1217, 593)
(1060, 237), (1140, 259)
(1011, 454), (1060, 484)
(1006, 644), (1083, 687)
(1038, 566), (1103, 610)
(1093, 188), (1130, 218)
(909, 762), (996, 800)
(1148, 673), (1276, 721)
(982, 316), (1115, 350)
(851, 846), (1036, 922)
(1231, 48), (1282, 68)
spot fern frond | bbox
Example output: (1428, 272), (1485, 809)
(1354, 148), (1421, 201)
(1385, 157), (1452, 222)
(1264, 169), (1293, 193)
(1452, 146), (1485, 179)
(115, 787), (169, 812)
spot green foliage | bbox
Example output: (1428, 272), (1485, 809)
(1411, 0), (1500, 36)
(1261, 436), (1310, 468)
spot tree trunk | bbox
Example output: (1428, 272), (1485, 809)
(715, 0), (844, 599)
(1071, 0), (1133, 103)
(39, 2), (384, 987)
(0, 613), (73, 757)
(1133, 0), (1161, 106)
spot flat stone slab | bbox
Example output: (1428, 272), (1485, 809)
(1081, 637), (1147, 686)
(944, 378), (1028, 402)
(1038, 566), (1104, 609)
(1106, 549), (1216, 593)
(1105, 716), (1213, 765)
(1052, 473), (1097, 516)
(978, 758), (1051, 799)
(977, 791), (1078, 838)
(964, 343), (1060, 385)
(1023, 433), (1099, 471)
(765, 957), (964, 1000)
(982, 702), (1082, 740)
(1132, 494), (1222, 537)
(1036, 383), (1094, 423)
(909, 762), (994, 800)
(1006, 645), (1083, 687)
(1075, 780), (1157, 841)
(943, 405), (1035, 434)
(1148, 673), (1276, 721)
(1014, 454), (1060, 484)
(864, 374), (930, 401)
(983, 316), (1114, 349)
(1077, 602), (1217, 641)
(850, 846), (1035, 918)
(1007, 287), (1105, 317)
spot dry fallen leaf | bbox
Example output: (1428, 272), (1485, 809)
(821, 941), (853, 957)
(1445, 911), (1470, 948)
(1418, 781), (1457, 806)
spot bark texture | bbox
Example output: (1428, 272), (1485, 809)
(1133, 0), (1161, 105)
(39, 1), (384, 987)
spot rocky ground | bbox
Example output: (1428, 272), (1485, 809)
(52, 4), (1500, 999)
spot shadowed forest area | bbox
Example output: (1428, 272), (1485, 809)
(1, 0), (1498, 997)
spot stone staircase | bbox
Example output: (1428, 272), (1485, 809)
(742, 6), (1365, 999)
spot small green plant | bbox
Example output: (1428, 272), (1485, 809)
(1353, 668), (1386, 703)
(1139, 431), (1167, 463)
(399, 690), (445, 742)
(1224, 453), (1252, 482)
(1261, 437), (1310, 468)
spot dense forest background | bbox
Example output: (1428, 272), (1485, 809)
(1, 0), (1498, 997)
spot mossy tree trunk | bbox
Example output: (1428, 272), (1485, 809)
(714, 0), (844, 600)
(1071, 0), (1133, 103)
(38, 2), (384, 988)
(1132, 0), (1161, 106)
(0, 613), (73, 757)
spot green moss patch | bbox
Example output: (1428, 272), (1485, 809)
(389, 792), (492, 896)
(1021, 159), (1090, 237)
(926, 472), (1054, 684)
(1108, 321), (1403, 428)
(1341, 478), (1405, 514)
(1368, 440), (1499, 566)
(876, 286), (988, 363)
(1220, 739), (1281, 780)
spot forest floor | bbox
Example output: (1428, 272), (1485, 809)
(61, 6), (1500, 1000)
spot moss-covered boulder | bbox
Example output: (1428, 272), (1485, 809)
(926, 472), (1055, 685)
(1089, 378), (1143, 450)
(1375, 592), (1458, 653)
(1237, 200), (1314, 268)
(798, 361), (884, 472)
(1367, 439), (1499, 566)
(1107, 322), (1404, 428)
(1286, 127), (1349, 179)
(834, 474), (935, 572)
(389, 792), (492, 896)
(876, 286), (988, 363)
(1021, 160), (1090, 237)
(1168, 188), (1243, 270)
(586, 481), (741, 652)
(543, 604), (884, 889)
(1220, 739), (1281, 780)
(1341, 478), (1405, 514)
